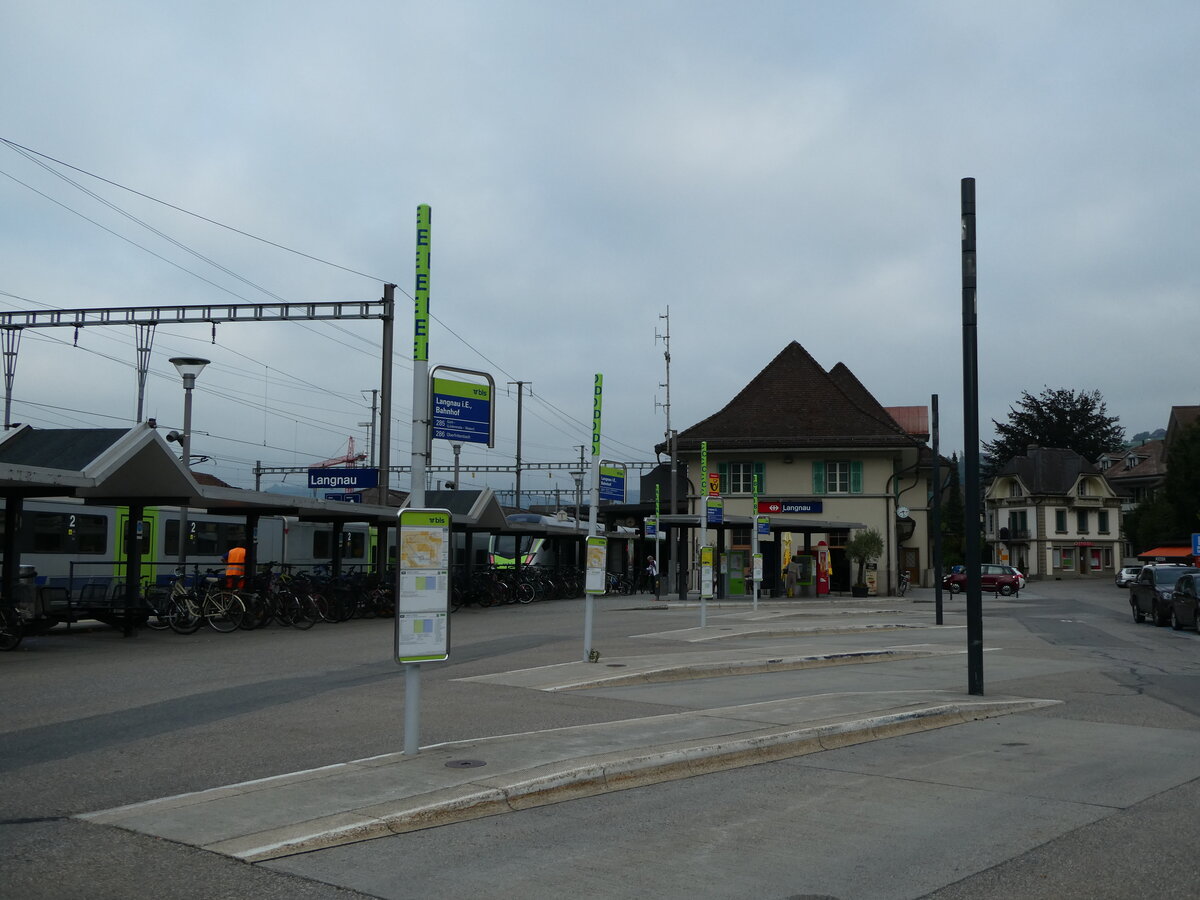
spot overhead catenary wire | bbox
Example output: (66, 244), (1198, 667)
(1, 138), (656, 474)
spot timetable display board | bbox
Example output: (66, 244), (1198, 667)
(395, 508), (451, 663)
(585, 536), (608, 595)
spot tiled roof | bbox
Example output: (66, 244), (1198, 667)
(998, 446), (1098, 494)
(664, 342), (918, 453)
(1102, 440), (1166, 482)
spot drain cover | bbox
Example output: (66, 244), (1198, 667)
(445, 759), (487, 769)
(606, 663), (627, 668)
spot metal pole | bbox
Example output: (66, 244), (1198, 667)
(134, 323), (155, 423)
(932, 394), (944, 625)
(403, 207), (431, 755)
(962, 177), (984, 695)
(452, 442), (461, 488)
(378, 284), (395, 574)
(510, 381), (526, 509)
(177, 375), (194, 571)
(3, 327), (20, 429)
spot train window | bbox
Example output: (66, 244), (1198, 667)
(27, 513), (71, 553)
(312, 529), (365, 560)
(165, 519), (248, 557)
(75, 515), (107, 554)
(18, 512), (110, 555)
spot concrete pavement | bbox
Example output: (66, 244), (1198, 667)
(78, 590), (1055, 864)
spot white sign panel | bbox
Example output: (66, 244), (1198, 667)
(395, 508), (451, 662)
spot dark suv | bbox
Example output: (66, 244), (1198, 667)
(1129, 564), (1200, 625)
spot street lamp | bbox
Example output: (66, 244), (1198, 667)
(169, 357), (209, 569)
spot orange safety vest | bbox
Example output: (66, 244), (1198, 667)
(225, 546), (246, 588)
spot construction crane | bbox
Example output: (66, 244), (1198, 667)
(312, 438), (367, 468)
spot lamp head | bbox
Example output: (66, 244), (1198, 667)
(169, 357), (210, 381)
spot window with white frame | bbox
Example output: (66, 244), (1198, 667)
(813, 460), (861, 494)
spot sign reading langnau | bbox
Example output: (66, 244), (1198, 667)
(308, 468), (379, 490)
(431, 377), (492, 445)
(758, 499), (824, 515)
(395, 508), (451, 663)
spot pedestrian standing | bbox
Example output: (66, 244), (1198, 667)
(645, 554), (658, 595)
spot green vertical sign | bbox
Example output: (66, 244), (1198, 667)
(591, 373), (603, 456)
(414, 204), (431, 362)
(700, 441), (708, 493)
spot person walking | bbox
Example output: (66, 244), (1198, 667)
(644, 554), (659, 595)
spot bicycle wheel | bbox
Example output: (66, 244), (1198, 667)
(204, 592), (245, 633)
(167, 595), (203, 634)
(517, 581), (536, 603)
(291, 594), (319, 630)
(0, 607), (24, 651)
(272, 591), (299, 626)
(240, 593), (270, 629)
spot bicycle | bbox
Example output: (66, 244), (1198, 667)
(898, 570), (911, 596)
(165, 567), (245, 634)
(0, 604), (24, 651)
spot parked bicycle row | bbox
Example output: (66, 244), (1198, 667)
(0, 563), (638, 648)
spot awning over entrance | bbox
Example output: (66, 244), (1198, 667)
(1137, 546), (1195, 562)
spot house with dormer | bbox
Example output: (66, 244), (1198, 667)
(985, 445), (1123, 580)
(657, 342), (933, 595)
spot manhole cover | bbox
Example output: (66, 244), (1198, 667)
(445, 759), (487, 769)
(606, 663), (627, 668)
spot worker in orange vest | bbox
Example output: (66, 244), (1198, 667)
(224, 545), (246, 589)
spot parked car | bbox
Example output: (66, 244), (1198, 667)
(1115, 566), (1141, 588)
(1000, 565), (1027, 589)
(1129, 564), (1200, 625)
(1169, 573), (1200, 631)
(943, 564), (1022, 595)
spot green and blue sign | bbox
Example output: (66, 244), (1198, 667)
(432, 377), (492, 445)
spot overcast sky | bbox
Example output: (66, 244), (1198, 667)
(2, 1), (1195, 500)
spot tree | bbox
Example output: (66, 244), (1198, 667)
(846, 527), (884, 587)
(983, 387), (1125, 476)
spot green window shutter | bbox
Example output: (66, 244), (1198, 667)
(753, 461), (765, 494)
(718, 462), (728, 494)
(812, 461), (826, 495)
(850, 461), (863, 494)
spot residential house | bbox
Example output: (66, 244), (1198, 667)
(985, 445), (1123, 580)
(657, 342), (932, 595)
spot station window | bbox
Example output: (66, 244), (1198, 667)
(813, 461), (862, 495)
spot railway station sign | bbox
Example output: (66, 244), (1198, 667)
(308, 468), (378, 490)
(758, 499), (824, 515)
(324, 492), (363, 503)
(431, 376), (493, 446)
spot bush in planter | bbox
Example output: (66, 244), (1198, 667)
(845, 527), (884, 593)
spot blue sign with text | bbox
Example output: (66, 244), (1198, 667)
(432, 378), (492, 445)
(308, 468), (378, 490)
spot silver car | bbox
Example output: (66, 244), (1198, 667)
(1115, 566), (1141, 588)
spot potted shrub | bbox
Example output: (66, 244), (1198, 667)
(845, 527), (884, 597)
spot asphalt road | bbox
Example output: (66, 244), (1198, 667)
(2, 580), (1199, 898)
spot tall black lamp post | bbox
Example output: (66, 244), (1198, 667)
(169, 357), (209, 570)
